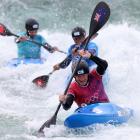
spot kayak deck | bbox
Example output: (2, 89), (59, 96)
(64, 103), (133, 128)
(7, 58), (44, 67)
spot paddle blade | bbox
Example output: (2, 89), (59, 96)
(0, 23), (14, 36)
(89, 1), (110, 37)
(38, 114), (57, 133)
(32, 75), (49, 88)
(0, 23), (7, 36)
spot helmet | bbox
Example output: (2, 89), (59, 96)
(71, 26), (86, 38)
(25, 18), (39, 31)
(72, 60), (89, 76)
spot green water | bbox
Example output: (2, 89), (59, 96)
(0, 0), (139, 33)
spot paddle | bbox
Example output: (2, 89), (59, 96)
(37, 1), (110, 135)
(31, 28), (98, 88)
(32, 70), (55, 88)
(0, 23), (67, 54)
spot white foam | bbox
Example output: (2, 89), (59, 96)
(0, 23), (140, 139)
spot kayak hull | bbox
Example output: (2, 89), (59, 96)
(64, 103), (133, 128)
(7, 58), (44, 67)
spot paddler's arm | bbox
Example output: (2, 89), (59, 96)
(79, 50), (108, 75)
(53, 55), (72, 70)
(43, 42), (58, 53)
(15, 36), (28, 43)
(59, 94), (74, 110)
(90, 54), (108, 75)
(59, 55), (72, 68)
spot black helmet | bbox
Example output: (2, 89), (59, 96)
(72, 60), (89, 76)
(25, 18), (39, 31)
(71, 26), (86, 38)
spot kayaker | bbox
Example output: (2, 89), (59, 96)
(15, 18), (58, 59)
(53, 26), (98, 71)
(59, 49), (109, 110)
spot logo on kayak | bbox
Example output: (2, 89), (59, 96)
(92, 108), (103, 114)
(117, 109), (129, 116)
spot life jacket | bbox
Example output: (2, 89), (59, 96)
(67, 69), (109, 107)
(16, 32), (46, 59)
(67, 41), (98, 67)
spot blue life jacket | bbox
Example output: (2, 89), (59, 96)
(16, 32), (46, 59)
(67, 42), (98, 67)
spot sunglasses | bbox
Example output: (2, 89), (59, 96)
(28, 30), (38, 33)
(72, 36), (83, 40)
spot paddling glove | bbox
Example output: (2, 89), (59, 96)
(44, 43), (55, 53)
(59, 55), (72, 69)
(61, 94), (74, 110)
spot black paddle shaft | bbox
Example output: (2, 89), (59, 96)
(38, 1), (110, 134)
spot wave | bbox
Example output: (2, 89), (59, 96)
(0, 22), (140, 139)
(0, 0), (140, 32)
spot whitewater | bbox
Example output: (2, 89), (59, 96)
(0, 0), (140, 139)
(0, 23), (140, 140)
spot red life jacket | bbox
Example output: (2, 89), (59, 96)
(67, 69), (109, 107)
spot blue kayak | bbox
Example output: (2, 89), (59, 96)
(64, 103), (133, 128)
(7, 58), (44, 67)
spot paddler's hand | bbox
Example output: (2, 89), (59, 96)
(59, 95), (66, 103)
(78, 49), (92, 58)
(17, 36), (28, 42)
(18, 36), (29, 41)
(53, 63), (60, 70)
(72, 47), (79, 56)
(51, 46), (59, 53)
